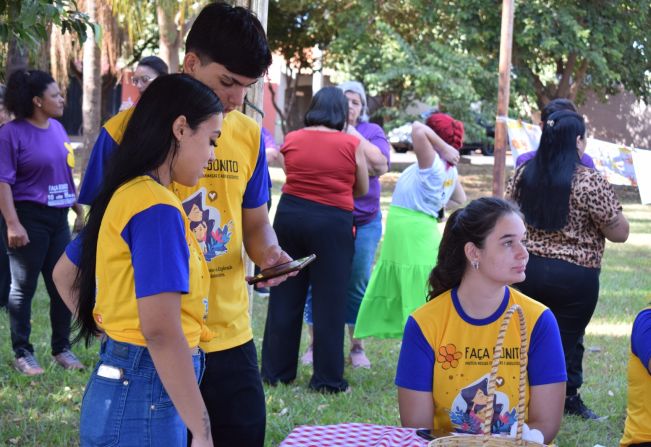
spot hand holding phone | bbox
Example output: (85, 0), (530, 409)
(247, 254), (316, 285)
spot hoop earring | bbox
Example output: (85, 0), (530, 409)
(472, 260), (479, 270)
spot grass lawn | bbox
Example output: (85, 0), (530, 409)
(0, 161), (649, 446)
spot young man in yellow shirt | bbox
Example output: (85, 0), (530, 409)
(55, 3), (289, 446)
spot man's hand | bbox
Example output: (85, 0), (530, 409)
(248, 246), (296, 288)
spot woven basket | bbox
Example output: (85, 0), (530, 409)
(429, 304), (547, 447)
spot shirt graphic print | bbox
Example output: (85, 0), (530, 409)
(182, 188), (234, 263)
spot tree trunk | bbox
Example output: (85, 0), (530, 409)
(80, 0), (101, 179)
(157, 4), (181, 73)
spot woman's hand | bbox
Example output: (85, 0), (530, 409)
(190, 435), (214, 447)
(7, 221), (29, 248)
(439, 143), (460, 165)
(73, 213), (85, 233)
(72, 203), (85, 233)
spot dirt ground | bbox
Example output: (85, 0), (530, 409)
(380, 163), (641, 204)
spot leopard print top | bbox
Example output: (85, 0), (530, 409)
(506, 165), (622, 268)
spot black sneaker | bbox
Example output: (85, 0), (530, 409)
(564, 394), (603, 420)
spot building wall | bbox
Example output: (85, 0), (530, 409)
(580, 90), (651, 149)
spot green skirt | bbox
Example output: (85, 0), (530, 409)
(354, 205), (442, 339)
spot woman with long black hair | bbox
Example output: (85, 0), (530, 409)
(70, 74), (223, 446)
(507, 110), (629, 419)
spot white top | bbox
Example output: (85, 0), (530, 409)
(391, 156), (458, 218)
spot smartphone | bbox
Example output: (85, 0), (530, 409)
(247, 254), (316, 285)
(417, 429), (437, 441)
(97, 364), (123, 380)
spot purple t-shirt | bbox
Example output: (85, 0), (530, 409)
(515, 150), (595, 169)
(0, 119), (76, 207)
(354, 121), (391, 226)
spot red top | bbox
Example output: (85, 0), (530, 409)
(281, 129), (360, 211)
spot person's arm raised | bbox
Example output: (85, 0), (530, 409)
(138, 293), (213, 447)
(411, 122), (459, 169)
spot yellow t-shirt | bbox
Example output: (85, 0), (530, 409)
(620, 306), (651, 447)
(93, 176), (212, 347)
(397, 287), (566, 435)
(80, 109), (265, 353)
(171, 111), (263, 352)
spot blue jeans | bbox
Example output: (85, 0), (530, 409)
(304, 212), (383, 326)
(80, 338), (204, 447)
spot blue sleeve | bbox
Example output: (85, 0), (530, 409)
(65, 232), (84, 267)
(528, 309), (567, 385)
(78, 128), (117, 205)
(242, 137), (271, 208)
(632, 309), (651, 374)
(395, 316), (435, 391)
(120, 204), (190, 298)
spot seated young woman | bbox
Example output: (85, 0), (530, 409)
(395, 197), (566, 444)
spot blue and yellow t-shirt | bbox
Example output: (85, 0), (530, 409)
(620, 307), (651, 447)
(90, 175), (212, 347)
(76, 108), (269, 352)
(395, 287), (566, 435)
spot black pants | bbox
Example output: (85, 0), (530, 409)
(515, 254), (600, 395)
(0, 217), (9, 308)
(2, 202), (72, 358)
(261, 194), (354, 392)
(191, 340), (266, 447)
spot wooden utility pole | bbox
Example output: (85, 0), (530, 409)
(492, 0), (515, 197)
